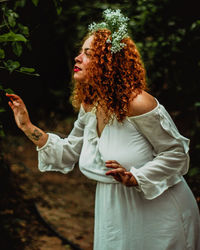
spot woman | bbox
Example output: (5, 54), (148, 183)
(7, 9), (200, 250)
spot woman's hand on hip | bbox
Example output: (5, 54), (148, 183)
(105, 160), (138, 187)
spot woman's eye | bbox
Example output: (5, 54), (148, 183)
(85, 52), (91, 57)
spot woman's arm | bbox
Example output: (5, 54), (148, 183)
(127, 92), (189, 199)
(6, 93), (48, 148)
(7, 93), (86, 174)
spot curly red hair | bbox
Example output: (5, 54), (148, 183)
(72, 29), (147, 122)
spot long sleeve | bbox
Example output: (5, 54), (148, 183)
(128, 103), (190, 200)
(36, 106), (86, 174)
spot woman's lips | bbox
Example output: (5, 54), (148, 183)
(74, 66), (81, 72)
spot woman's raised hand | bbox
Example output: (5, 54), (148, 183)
(6, 93), (31, 130)
(6, 93), (48, 148)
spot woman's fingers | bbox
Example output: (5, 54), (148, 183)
(106, 160), (126, 180)
(8, 101), (14, 109)
(6, 93), (24, 105)
(106, 167), (125, 175)
(124, 172), (133, 176)
(106, 160), (118, 163)
(106, 166), (137, 186)
(105, 160), (124, 169)
(6, 93), (20, 99)
(6, 93), (17, 101)
(107, 171), (132, 185)
(110, 173), (123, 182)
(123, 172), (138, 186)
(6, 93), (26, 111)
(105, 163), (120, 169)
(105, 160), (137, 186)
(7, 99), (20, 112)
(6, 93), (31, 129)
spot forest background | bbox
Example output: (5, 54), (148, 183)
(0, 0), (200, 249)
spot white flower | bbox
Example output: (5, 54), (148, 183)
(88, 9), (129, 54)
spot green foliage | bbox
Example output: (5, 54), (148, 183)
(0, 49), (5, 59)
(20, 67), (37, 73)
(0, 4), (35, 75)
(0, 32), (27, 42)
(188, 167), (200, 177)
(0, 0), (64, 139)
(12, 42), (23, 57)
(0, 1), (35, 139)
(52, 0), (63, 15)
(32, 0), (39, 7)
(3, 59), (20, 73)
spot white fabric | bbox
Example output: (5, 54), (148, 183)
(37, 107), (86, 173)
(37, 100), (200, 250)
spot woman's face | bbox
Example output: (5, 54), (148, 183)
(74, 35), (94, 83)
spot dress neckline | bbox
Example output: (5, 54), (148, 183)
(81, 98), (159, 119)
(80, 98), (159, 138)
(91, 106), (108, 139)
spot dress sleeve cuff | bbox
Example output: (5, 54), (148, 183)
(130, 166), (182, 200)
(36, 133), (50, 151)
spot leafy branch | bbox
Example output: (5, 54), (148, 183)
(0, 1), (40, 138)
(0, 4), (38, 75)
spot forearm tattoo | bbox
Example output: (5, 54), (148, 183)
(29, 129), (43, 141)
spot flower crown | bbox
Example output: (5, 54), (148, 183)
(88, 9), (129, 54)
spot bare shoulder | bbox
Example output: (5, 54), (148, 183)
(128, 90), (157, 117)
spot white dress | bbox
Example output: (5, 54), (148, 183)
(37, 99), (200, 250)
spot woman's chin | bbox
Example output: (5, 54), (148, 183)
(73, 73), (83, 82)
(73, 75), (89, 84)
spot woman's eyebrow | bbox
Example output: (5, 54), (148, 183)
(79, 48), (91, 53)
(79, 48), (94, 54)
(84, 48), (95, 52)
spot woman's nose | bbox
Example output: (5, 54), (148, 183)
(75, 53), (82, 63)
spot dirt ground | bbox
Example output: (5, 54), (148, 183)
(2, 121), (96, 250)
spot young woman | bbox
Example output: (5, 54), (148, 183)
(7, 9), (200, 250)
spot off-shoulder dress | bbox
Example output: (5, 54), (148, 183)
(37, 99), (200, 250)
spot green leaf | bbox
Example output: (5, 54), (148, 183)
(8, 17), (16, 28)
(188, 167), (200, 177)
(190, 20), (200, 30)
(0, 32), (27, 43)
(195, 102), (200, 107)
(3, 60), (20, 73)
(8, 15), (16, 28)
(20, 67), (40, 76)
(20, 67), (35, 73)
(4, 88), (14, 94)
(4, 9), (19, 28)
(0, 49), (5, 59)
(32, 0), (39, 7)
(56, 6), (62, 15)
(18, 24), (29, 36)
(52, 0), (62, 15)
(0, 128), (5, 138)
(14, 0), (26, 9)
(0, 108), (6, 113)
(12, 42), (23, 57)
